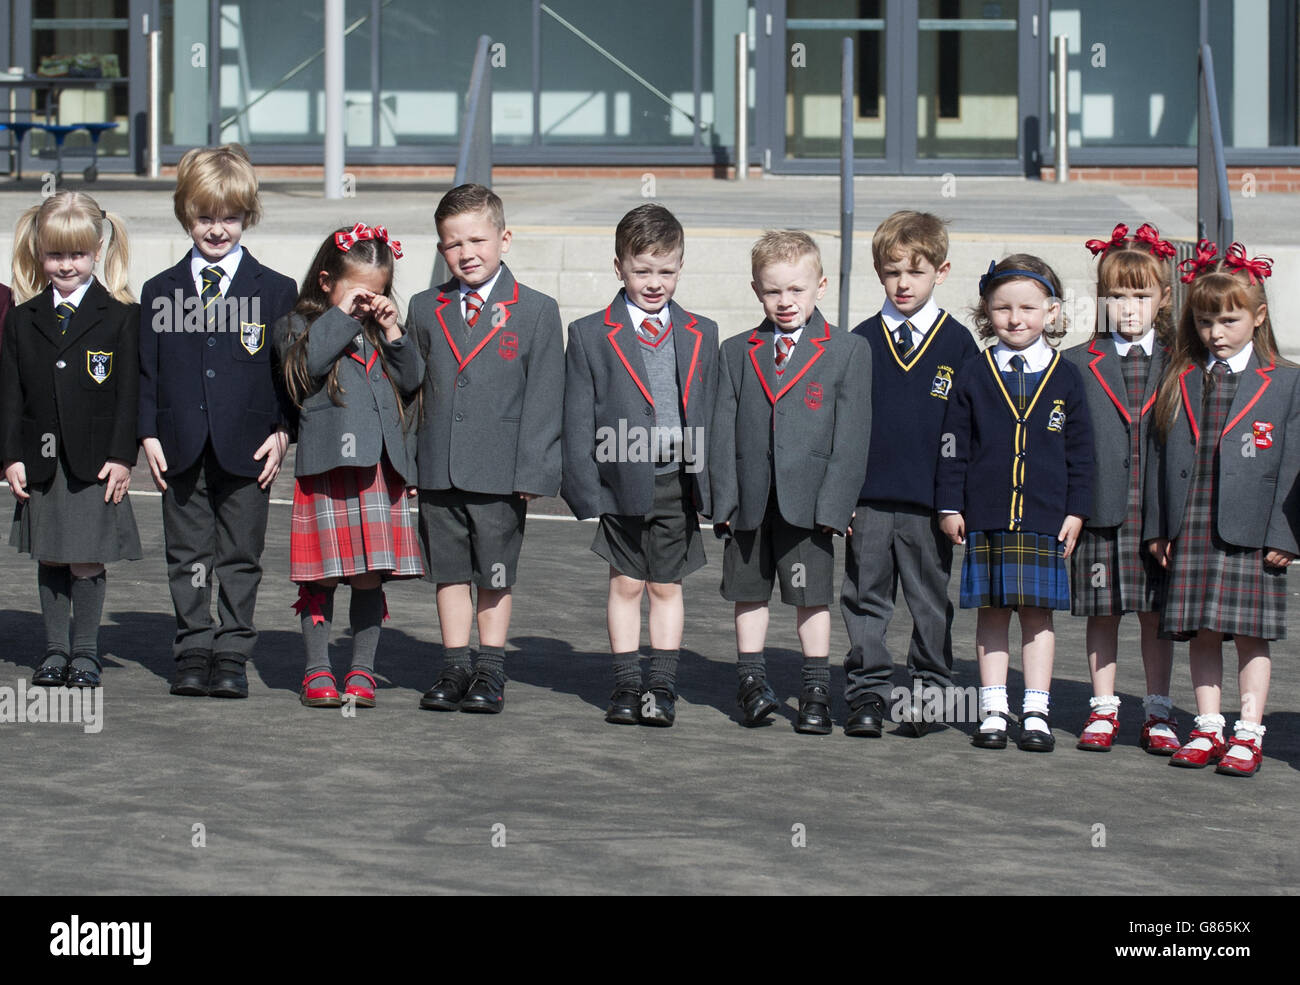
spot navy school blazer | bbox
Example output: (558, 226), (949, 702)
(137, 250), (298, 479)
(1143, 352), (1300, 554)
(561, 294), (718, 520)
(0, 280), (140, 483)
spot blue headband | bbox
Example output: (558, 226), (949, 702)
(978, 261), (1057, 298)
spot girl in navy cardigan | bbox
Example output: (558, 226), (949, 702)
(1146, 243), (1300, 777)
(937, 255), (1093, 752)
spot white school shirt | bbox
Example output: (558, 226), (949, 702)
(1113, 329), (1155, 358)
(53, 278), (93, 309)
(1206, 341), (1254, 375)
(190, 244), (243, 297)
(881, 296), (941, 350)
(992, 336), (1054, 373)
(459, 268), (502, 323)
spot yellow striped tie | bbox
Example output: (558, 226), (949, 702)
(56, 301), (77, 335)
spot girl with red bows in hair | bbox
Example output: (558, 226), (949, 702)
(272, 225), (425, 709)
(1064, 223), (1178, 755)
(1145, 242), (1300, 776)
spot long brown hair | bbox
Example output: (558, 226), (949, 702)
(282, 228), (418, 430)
(1093, 239), (1175, 344)
(1154, 258), (1282, 441)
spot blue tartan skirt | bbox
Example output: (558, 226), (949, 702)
(960, 530), (1070, 610)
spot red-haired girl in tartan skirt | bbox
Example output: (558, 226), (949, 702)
(1064, 223), (1177, 754)
(936, 255), (1094, 753)
(273, 225), (424, 708)
(1146, 242), (1300, 777)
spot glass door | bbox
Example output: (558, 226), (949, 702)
(767, 0), (1043, 174)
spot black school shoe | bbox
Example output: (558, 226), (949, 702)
(170, 650), (212, 697)
(1017, 710), (1056, 752)
(66, 662), (102, 688)
(737, 674), (779, 727)
(605, 687), (642, 725)
(639, 687), (676, 728)
(796, 684), (833, 735)
(844, 694), (886, 737)
(208, 654), (249, 699)
(420, 666), (472, 711)
(972, 714), (1009, 749)
(32, 653), (70, 688)
(459, 669), (505, 713)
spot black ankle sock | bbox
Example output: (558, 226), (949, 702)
(443, 645), (472, 671)
(737, 651), (765, 680)
(647, 648), (679, 691)
(801, 656), (830, 691)
(477, 645), (505, 678)
(612, 651), (641, 690)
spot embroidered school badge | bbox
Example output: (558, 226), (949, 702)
(1253, 421), (1274, 449)
(498, 331), (519, 361)
(240, 322), (266, 355)
(804, 382), (823, 410)
(1047, 399), (1066, 433)
(930, 365), (954, 400)
(86, 350), (112, 384)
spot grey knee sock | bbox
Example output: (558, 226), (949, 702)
(648, 648), (679, 691)
(738, 651), (766, 680)
(801, 656), (830, 690)
(70, 571), (106, 668)
(613, 651), (642, 690)
(477, 645), (506, 679)
(348, 586), (385, 674)
(298, 583), (336, 676)
(37, 564), (72, 661)
(443, 645), (472, 671)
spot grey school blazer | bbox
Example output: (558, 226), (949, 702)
(561, 295), (718, 520)
(1064, 335), (1167, 528)
(409, 264), (564, 496)
(272, 307), (424, 483)
(1143, 352), (1300, 553)
(710, 309), (871, 534)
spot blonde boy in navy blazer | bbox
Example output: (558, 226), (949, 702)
(562, 204), (718, 727)
(711, 231), (871, 733)
(408, 184), (564, 714)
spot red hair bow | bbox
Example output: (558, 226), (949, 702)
(1085, 223), (1129, 257)
(334, 222), (403, 259)
(1133, 223), (1176, 260)
(1177, 239), (1219, 284)
(1223, 242), (1272, 285)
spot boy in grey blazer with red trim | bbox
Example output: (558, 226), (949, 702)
(710, 231), (871, 734)
(408, 184), (564, 714)
(562, 204), (718, 728)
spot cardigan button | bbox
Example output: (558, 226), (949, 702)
(55, 360), (66, 369)
(207, 337), (216, 347)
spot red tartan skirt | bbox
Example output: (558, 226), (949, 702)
(290, 459), (424, 582)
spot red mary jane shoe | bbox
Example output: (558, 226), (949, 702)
(1169, 729), (1226, 769)
(300, 670), (342, 708)
(1214, 737), (1263, 777)
(1140, 715), (1181, 756)
(343, 669), (377, 708)
(1076, 711), (1119, 752)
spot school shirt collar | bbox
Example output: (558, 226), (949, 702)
(1206, 341), (1254, 375)
(460, 268), (502, 307)
(881, 296), (940, 345)
(992, 336), (1053, 373)
(624, 292), (671, 331)
(53, 278), (93, 308)
(1112, 329), (1155, 358)
(773, 322), (805, 358)
(189, 244), (243, 294)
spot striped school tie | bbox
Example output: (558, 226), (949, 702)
(201, 265), (223, 328)
(895, 321), (915, 359)
(774, 333), (795, 375)
(1010, 353), (1028, 410)
(464, 290), (484, 330)
(56, 301), (77, 335)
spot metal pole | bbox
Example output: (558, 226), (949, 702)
(839, 36), (854, 331)
(734, 32), (748, 181)
(146, 28), (161, 178)
(1053, 34), (1068, 183)
(323, 0), (345, 199)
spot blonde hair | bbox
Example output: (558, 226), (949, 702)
(173, 143), (263, 230)
(11, 191), (133, 303)
(751, 230), (823, 279)
(872, 210), (949, 273)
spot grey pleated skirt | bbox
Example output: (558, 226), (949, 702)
(9, 458), (142, 564)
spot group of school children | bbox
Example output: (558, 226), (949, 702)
(0, 143), (1293, 779)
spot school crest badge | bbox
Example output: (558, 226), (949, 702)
(1253, 421), (1274, 449)
(804, 382), (823, 410)
(1047, 399), (1066, 433)
(240, 322), (266, 355)
(930, 365), (954, 400)
(498, 331), (519, 361)
(86, 350), (112, 384)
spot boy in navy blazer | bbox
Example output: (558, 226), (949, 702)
(138, 144), (297, 698)
(562, 204), (718, 727)
(711, 231), (871, 733)
(843, 211), (978, 737)
(409, 184), (564, 714)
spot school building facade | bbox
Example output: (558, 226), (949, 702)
(3, 0), (1298, 185)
